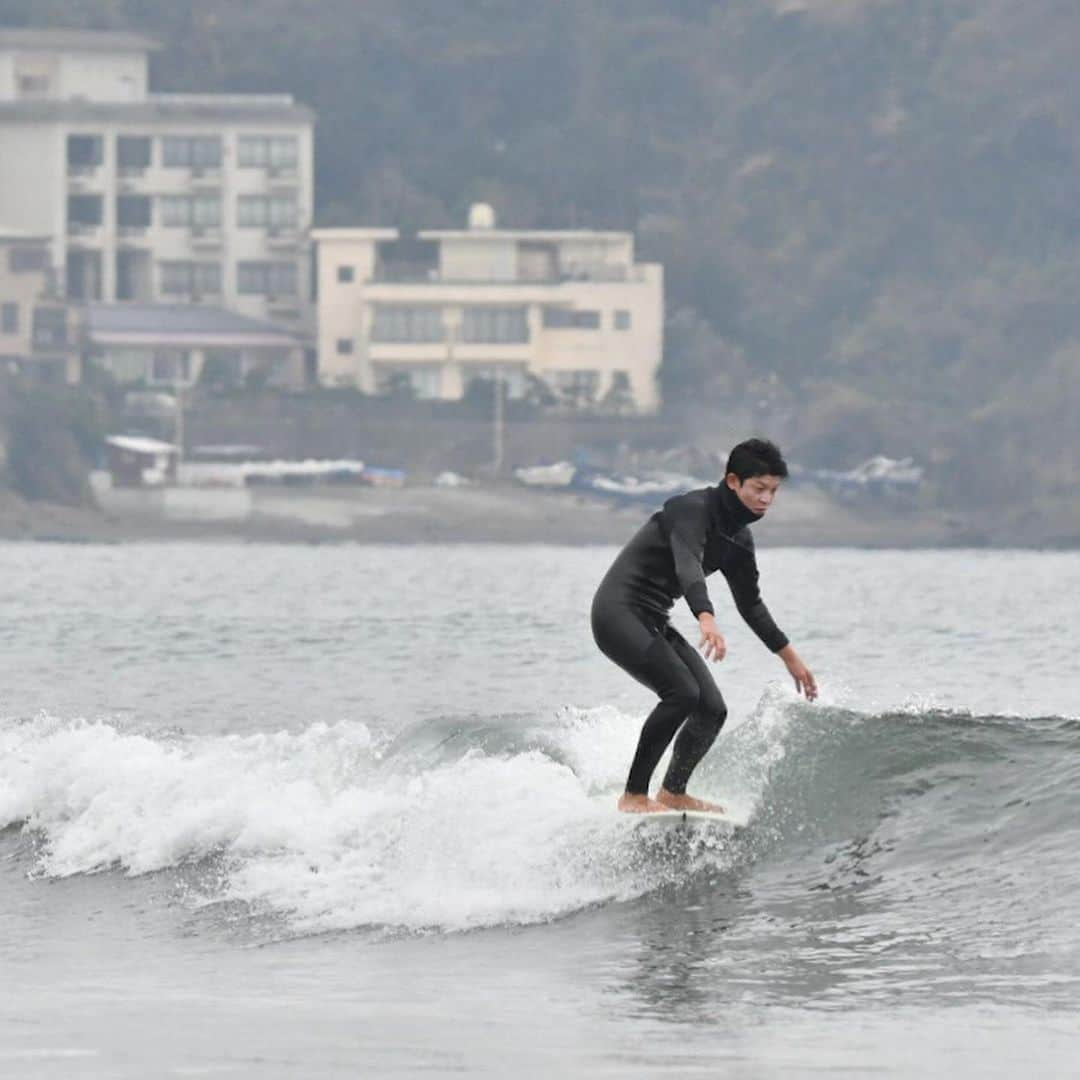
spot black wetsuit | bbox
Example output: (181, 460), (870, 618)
(591, 482), (788, 795)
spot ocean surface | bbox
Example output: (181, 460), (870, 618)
(2, 542), (1079, 1078)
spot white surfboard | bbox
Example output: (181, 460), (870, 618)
(626, 808), (739, 828)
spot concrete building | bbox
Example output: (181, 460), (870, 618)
(0, 28), (314, 334)
(85, 303), (306, 389)
(312, 204), (664, 411)
(0, 225), (80, 381)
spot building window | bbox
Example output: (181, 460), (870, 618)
(463, 364), (528, 399)
(151, 349), (192, 384)
(543, 307), (601, 330)
(614, 309), (632, 331)
(117, 195), (152, 228)
(18, 73), (51, 96)
(237, 195), (298, 229)
(100, 347), (152, 383)
(160, 261), (222, 296)
(160, 195), (221, 228)
(67, 134), (103, 168)
(237, 135), (299, 168)
(68, 195), (103, 227)
(32, 307), (68, 348)
(117, 135), (152, 170)
(461, 306), (529, 344)
(9, 247), (49, 273)
(371, 305), (445, 344)
(116, 249), (152, 302)
(162, 136), (222, 169)
(237, 261), (298, 296)
(336, 338), (354, 355)
(374, 364), (443, 399)
(337, 265), (355, 283)
(65, 251), (102, 301)
(1, 303), (18, 335)
(548, 369), (601, 404)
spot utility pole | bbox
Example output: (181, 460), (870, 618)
(493, 365), (505, 476)
(174, 378), (185, 480)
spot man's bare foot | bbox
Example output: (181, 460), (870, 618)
(656, 788), (726, 813)
(617, 792), (669, 813)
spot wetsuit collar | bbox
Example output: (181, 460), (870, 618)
(713, 480), (763, 531)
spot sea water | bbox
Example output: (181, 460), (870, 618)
(2, 543), (1079, 1077)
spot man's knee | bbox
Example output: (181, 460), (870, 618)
(700, 692), (728, 733)
(664, 678), (700, 715)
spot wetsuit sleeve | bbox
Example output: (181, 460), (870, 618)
(660, 493), (714, 618)
(724, 533), (789, 653)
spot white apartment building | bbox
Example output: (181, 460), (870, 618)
(313, 204), (664, 411)
(0, 28), (314, 333)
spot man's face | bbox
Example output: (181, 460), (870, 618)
(725, 472), (782, 516)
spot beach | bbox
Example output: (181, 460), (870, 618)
(2, 480), (1071, 548)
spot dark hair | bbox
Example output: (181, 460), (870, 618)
(725, 438), (788, 481)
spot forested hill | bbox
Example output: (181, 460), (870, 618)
(2, 0), (1078, 514)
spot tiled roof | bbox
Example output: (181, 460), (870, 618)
(87, 303), (304, 345)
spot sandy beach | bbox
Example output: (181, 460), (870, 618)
(1, 480), (1072, 547)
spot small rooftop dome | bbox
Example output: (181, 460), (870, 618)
(468, 202), (496, 230)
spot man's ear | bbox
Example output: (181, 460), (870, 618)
(724, 472), (740, 492)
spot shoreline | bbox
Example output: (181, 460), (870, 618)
(1, 483), (1077, 549)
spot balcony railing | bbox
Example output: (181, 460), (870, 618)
(371, 264), (643, 285)
(33, 328), (70, 350)
(190, 227), (223, 247)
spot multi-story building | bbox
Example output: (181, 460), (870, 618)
(313, 204), (664, 411)
(0, 226), (80, 382)
(0, 28), (314, 333)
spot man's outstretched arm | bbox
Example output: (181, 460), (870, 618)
(726, 538), (817, 699)
(777, 643), (817, 700)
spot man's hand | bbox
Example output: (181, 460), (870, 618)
(778, 644), (817, 700)
(697, 612), (727, 663)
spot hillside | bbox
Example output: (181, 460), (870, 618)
(1, 0), (1077, 512)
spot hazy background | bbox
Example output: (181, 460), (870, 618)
(1, 0), (1078, 528)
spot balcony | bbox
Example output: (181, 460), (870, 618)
(188, 167), (223, 187)
(67, 221), (103, 239)
(66, 165), (101, 190)
(117, 168), (148, 188)
(33, 325), (71, 351)
(370, 264), (644, 286)
(190, 227), (224, 249)
(266, 227), (303, 250)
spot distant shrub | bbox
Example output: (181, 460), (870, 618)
(4, 384), (108, 505)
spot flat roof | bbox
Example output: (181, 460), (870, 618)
(0, 28), (162, 52)
(311, 228), (400, 241)
(87, 303), (305, 347)
(0, 94), (314, 125)
(418, 229), (633, 242)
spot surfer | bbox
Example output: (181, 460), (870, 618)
(591, 438), (816, 814)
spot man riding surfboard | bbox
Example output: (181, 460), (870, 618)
(590, 438), (817, 813)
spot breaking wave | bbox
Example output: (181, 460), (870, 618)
(3, 697), (1079, 939)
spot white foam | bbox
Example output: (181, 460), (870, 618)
(1, 707), (778, 935)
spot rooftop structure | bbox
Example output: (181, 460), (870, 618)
(313, 204), (663, 411)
